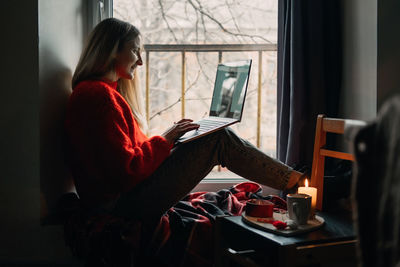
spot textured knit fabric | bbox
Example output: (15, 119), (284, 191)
(353, 95), (400, 267)
(65, 80), (173, 209)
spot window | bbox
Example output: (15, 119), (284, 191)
(113, 0), (278, 180)
(88, 0), (113, 31)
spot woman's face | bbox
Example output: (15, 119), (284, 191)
(115, 36), (143, 80)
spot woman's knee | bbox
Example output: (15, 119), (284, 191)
(218, 127), (237, 138)
(189, 127), (240, 148)
(220, 127), (244, 142)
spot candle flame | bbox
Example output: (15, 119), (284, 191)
(305, 179), (309, 187)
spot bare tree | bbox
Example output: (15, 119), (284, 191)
(114, 0), (278, 156)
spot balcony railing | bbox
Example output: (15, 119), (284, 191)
(143, 43), (277, 148)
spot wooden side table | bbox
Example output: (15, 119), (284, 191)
(214, 212), (357, 267)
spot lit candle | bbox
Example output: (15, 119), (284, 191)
(298, 179), (317, 217)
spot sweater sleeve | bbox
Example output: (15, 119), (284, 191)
(70, 85), (173, 192)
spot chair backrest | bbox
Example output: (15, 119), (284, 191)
(311, 114), (366, 210)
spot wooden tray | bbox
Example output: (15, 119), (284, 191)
(242, 212), (325, 236)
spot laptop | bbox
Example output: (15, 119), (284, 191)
(177, 59), (252, 143)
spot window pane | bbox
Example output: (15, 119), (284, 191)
(146, 52), (182, 135)
(114, 0), (277, 44)
(114, 0), (278, 178)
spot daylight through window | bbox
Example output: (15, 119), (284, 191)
(113, 0), (278, 178)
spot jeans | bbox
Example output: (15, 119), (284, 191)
(112, 127), (292, 222)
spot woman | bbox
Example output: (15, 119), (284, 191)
(65, 18), (303, 226)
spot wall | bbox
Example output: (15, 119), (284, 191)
(0, 0), (41, 263)
(39, 0), (86, 221)
(341, 0), (400, 119)
(377, 0), (400, 108)
(0, 0), (86, 265)
(340, 0), (377, 121)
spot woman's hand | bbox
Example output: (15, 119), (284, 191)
(161, 119), (200, 145)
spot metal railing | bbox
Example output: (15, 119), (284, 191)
(144, 43), (277, 148)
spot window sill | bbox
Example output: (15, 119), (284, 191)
(192, 170), (281, 196)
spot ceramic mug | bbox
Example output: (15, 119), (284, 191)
(286, 193), (311, 225)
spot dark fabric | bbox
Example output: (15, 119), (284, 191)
(147, 182), (287, 267)
(112, 127), (292, 223)
(62, 193), (144, 267)
(64, 182), (287, 267)
(277, 0), (343, 167)
(353, 95), (400, 267)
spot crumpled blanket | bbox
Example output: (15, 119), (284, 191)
(146, 182), (286, 266)
(64, 182), (286, 267)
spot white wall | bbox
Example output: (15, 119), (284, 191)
(341, 0), (400, 119)
(39, 0), (86, 220)
(0, 0), (86, 265)
(340, 0), (377, 121)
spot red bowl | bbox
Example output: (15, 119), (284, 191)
(245, 199), (274, 218)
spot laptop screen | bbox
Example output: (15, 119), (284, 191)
(209, 59), (252, 120)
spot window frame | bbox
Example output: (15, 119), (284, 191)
(107, 0), (279, 190)
(88, 0), (113, 32)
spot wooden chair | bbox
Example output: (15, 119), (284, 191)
(310, 114), (366, 210)
(214, 114), (367, 267)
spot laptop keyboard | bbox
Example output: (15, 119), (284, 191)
(196, 119), (228, 134)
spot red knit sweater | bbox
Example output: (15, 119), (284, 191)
(65, 80), (173, 208)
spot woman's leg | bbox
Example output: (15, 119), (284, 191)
(112, 127), (294, 221)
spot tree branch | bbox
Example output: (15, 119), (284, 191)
(150, 70), (201, 120)
(158, 0), (179, 43)
(187, 0), (271, 43)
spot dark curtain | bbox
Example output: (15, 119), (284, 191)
(277, 0), (343, 167)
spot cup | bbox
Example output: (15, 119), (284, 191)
(245, 199), (274, 218)
(286, 193), (311, 225)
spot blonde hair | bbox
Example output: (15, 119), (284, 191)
(72, 18), (147, 130)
